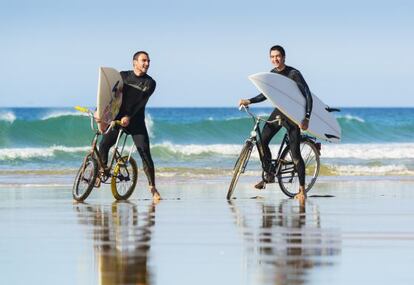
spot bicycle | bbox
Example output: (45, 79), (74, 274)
(72, 106), (138, 202)
(227, 105), (321, 200)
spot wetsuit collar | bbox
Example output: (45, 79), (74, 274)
(275, 64), (286, 72)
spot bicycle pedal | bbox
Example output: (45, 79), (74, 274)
(94, 177), (102, 188)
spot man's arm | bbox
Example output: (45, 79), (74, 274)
(248, 93), (267, 104)
(290, 70), (313, 119)
(239, 93), (267, 107)
(289, 70), (313, 130)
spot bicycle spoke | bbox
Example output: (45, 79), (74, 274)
(111, 157), (138, 200)
(278, 140), (320, 197)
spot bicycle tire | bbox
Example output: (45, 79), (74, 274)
(277, 140), (320, 197)
(73, 154), (98, 202)
(111, 156), (138, 200)
(227, 141), (253, 200)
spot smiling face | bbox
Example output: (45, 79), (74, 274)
(270, 49), (286, 71)
(133, 53), (150, 76)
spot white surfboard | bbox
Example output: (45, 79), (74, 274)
(249, 72), (341, 143)
(96, 67), (123, 132)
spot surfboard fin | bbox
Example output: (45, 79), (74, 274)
(325, 107), (341, 112)
(325, 134), (340, 140)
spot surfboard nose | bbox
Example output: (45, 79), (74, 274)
(248, 72), (270, 82)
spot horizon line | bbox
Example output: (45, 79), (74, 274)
(1, 105), (414, 109)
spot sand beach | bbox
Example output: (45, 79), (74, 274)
(1, 175), (414, 285)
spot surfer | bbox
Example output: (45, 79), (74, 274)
(98, 51), (161, 202)
(239, 45), (313, 201)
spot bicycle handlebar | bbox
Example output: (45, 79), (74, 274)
(239, 105), (281, 125)
(74, 106), (123, 134)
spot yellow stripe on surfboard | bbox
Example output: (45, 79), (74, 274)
(74, 106), (90, 113)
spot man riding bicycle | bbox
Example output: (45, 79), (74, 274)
(98, 51), (161, 202)
(239, 45), (313, 201)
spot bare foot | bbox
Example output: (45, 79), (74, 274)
(294, 186), (307, 203)
(150, 186), (161, 202)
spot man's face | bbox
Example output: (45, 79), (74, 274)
(270, 50), (285, 70)
(133, 54), (150, 74)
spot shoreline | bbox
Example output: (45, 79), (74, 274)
(1, 172), (414, 188)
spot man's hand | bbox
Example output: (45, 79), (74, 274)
(300, 118), (309, 130)
(94, 111), (102, 123)
(239, 99), (250, 107)
(120, 116), (130, 127)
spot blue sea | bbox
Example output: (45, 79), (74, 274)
(0, 107), (413, 179)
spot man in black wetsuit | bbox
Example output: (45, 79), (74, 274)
(239, 45), (312, 201)
(99, 51), (161, 201)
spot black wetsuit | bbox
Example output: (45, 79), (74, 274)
(249, 66), (313, 186)
(99, 71), (156, 186)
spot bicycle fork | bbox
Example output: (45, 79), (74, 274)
(239, 140), (254, 174)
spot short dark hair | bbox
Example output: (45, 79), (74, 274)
(133, 51), (149, 60)
(269, 45), (285, 57)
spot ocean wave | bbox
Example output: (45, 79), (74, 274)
(2, 111), (413, 147)
(327, 164), (414, 176)
(2, 143), (414, 162)
(0, 111), (16, 123)
(153, 142), (242, 156)
(337, 114), (365, 123)
(153, 142), (414, 160)
(145, 114), (154, 138)
(41, 111), (87, 120)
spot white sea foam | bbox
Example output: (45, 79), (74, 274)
(151, 142), (414, 160)
(153, 142), (246, 156)
(321, 143), (414, 159)
(145, 114), (154, 138)
(328, 164), (414, 176)
(0, 146), (89, 160)
(0, 111), (16, 123)
(2, 143), (413, 162)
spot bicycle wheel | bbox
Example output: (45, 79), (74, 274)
(111, 156), (138, 200)
(73, 154), (98, 202)
(227, 141), (254, 200)
(277, 140), (320, 197)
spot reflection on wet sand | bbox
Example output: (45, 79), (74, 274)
(229, 199), (341, 285)
(74, 201), (156, 285)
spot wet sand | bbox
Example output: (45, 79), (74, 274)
(1, 177), (414, 285)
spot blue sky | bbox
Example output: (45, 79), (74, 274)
(0, 0), (413, 107)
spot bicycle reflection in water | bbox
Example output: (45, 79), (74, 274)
(228, 199), (341, 285)
(74, 201), (156, 285)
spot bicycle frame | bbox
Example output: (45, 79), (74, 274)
(240, 105), (321, 180)
(240, 106), (288, 177)
(77, 107), (135, 182)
